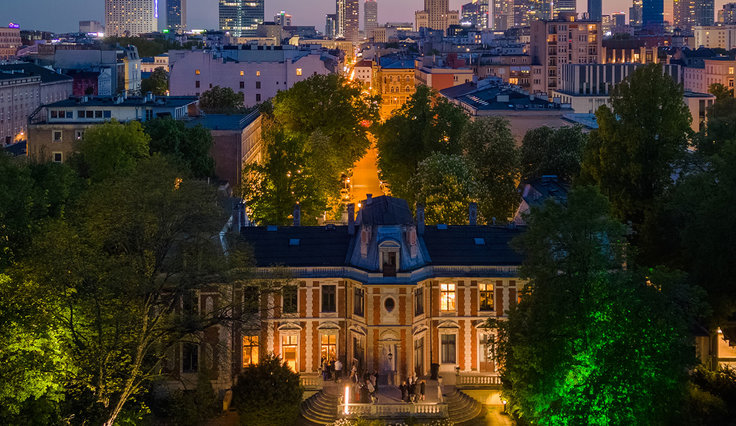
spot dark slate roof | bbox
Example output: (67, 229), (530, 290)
(3, 141), (27, 156)
(422, 225), (524, 266)
(186, 111), (260, 131)
(241, 226), (353, 267)
(522, 176), (569, 208)
(357, 196), (413, 226)
(45, 95), (198, 108)
(0, 63), (73, 83)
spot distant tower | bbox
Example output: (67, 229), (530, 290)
(167, 0), (187, 33)
(275, 11), (293, 26)
(630, 0), (644, 26)
(105, 0), (157, 36)
(337, 0), (360, 42)
(588, 0), (602, 20)
(326, 13), (337, 38)
(554, 0), (576, 18)
(492, 0), (513, 30)
(365, 0), (378, 37)
(642, 0), (665, 27)
(219, 0), (264, 37)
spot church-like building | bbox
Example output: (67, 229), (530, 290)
(235, 195), (525, 385)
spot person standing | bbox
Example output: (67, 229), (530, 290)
(335, 358), (343, 382)
(400, 380), (408, 402)
(420, 380), (426, 401)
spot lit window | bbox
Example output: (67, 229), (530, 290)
(479, 283), (494, 311)
(243, 335), (259, 366)
(282, 335), (298, 371)
(256, 70), (261, 76)
(321, 334), (336, 361)
(195, 69), (200, 75)
(296, 68), (303, 76)
(240, 70), (244, 76)
(440, 283), (456, 311)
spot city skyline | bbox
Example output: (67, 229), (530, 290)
(5, 0), (732, 33)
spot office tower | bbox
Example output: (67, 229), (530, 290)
(275, 11), (293, 26)
(167, 0), (187, 33)
(219, 0), (264, 37)
(723, 3), (736, 24)
(630, 0), (643, 26)
(337, 0), (360, 42)
(642, 0), (665, 27)
(492, 0), (514, 30)
(104, 0), (157, 36)
(326, 14), (337, 38)
(588, 0), (602, 20)
(554, 0), (576, 18)
(612, 12), (626, 27)
(461, 1), (490, 28)
(415, 0), (460, 33)
(695, 0), (715, 26)
(513, 0), (553, 27)
(365, 0), (378, 35)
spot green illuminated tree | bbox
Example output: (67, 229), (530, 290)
(459, 116), (520, 222)
(145, 117), (215, 178)
(140, 67), (169, 96)
(409, 153), (479, 225)
(521, 125), (587, 183)
(199, 86), (244, 114)
(376, 85), (468, 201)
(493, 186), (701, 425)
(231, 353), (303, 426)
(77, 119), (150, 183)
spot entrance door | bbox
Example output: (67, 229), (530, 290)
(380, 343), (398, 385)
(414, 337), (424, 376)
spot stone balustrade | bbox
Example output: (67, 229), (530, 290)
(456, 373), (502, 387)
(337, 403), (448, 419)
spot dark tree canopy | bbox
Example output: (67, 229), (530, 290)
(376, 85), (468, 201)
(145, 117), (215, 178)
(76, 119), (150, 183)
(409, 153), (478, 225)
(199, 86), (245, 114)
(696, 95), (736, 156)
(141, 67), (169, 96)
(495, 186), (701, 425)
(520, 125), (586, 183)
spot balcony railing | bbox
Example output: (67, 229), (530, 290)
(456, 373), (502, 388)
(300, 374), (324, 391)
(337, 402), (448, 419)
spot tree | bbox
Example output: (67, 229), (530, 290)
(696, 94), (736, 156)
(580, 63), (691, 261)
(25, 156), (249, 425)
(494, 186), (701, 425)
(520, 125), (587, 182)
(409, 153), (478, 225)
(144, 117), (215, 178)
(708, 82), (733, 102)
(140, 67), (168, 96)
(231, 353), (303, 426)
(459, 117), (520, 222)
(376, 85), (468, 201)
(198, 86), (244, 114)
(77, 120), (150, 183)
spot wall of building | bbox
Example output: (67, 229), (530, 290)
(0, 76), (41, 145)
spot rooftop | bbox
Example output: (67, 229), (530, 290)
(186, 111), (260, 131)
(0, 63), (73, 84)
(44, 95), (198, 109)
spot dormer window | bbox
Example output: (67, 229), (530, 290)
(379, 240), (400, 277)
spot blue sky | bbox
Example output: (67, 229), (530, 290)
(1, 0), (728, 33)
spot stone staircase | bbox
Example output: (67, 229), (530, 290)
(443, 387), (484, 424)
(299, 388), (339, 425)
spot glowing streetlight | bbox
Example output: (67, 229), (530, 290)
(344, 385), (350, 415)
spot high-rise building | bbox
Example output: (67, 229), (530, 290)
(588, 0), (602, 20)
(219, 0), (264, 37)
(275, 11), (293, 27)
(104, 0), (157, 36)
(630, 0), (644, 26)
(365, 0), (378, 36)
(695, 0), (715, 26)
(326, 14), (337, 38)
(642, 0), (665, 27)
(513, 0), (553, 27)
(461, 1), (490, 28)
(415, 0), (460, 33)
(723, 3), (736, 24)
(554, 0), (576, 18)
(167, 0), (187, 33)
(492, 0), (514, 30)
(79, 20), (105, 34)
(337, 0), (360, 42)
(672, 0), (712, 30)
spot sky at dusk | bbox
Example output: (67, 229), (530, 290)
(1, 0), (732, 34)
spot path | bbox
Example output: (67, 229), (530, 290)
(350, 141), (385, 208)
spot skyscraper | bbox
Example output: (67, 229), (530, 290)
(219, 0), (264, 37)
(337, 0), (360, 42)
(365, 0), (378, 36)
(695, 0), (715, 26)
(588, 0), (602, 20)
(415, 0), (460, 33)
(105, 0), (157, 36)
(326, 14), (337, 38)
(492, 0), (514, 30)
(167, 0), (187, 33)
(554, 0), (577, 18)
(642, 0), (665, 27)
(275, 11), (293, 27)
(630, 0), (644, 26)
(461, 0), (490, 28)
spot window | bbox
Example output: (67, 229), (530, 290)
(52, 152), (62, 163)
(384, 297), (395, 312)
(256, 70), (261, 76)
(282, 335), (298, 371)
(479, 333), (493, 363)
(354, 287), (364, 316)
(240, 81), (245, 89)
(50, 110), (58, 118)
(415, 288), (424, 316)
(322, 285), (336, 312)
(74, 130), (84, 141)
(195, 80), (200, 88)
(195, 69), (200, 75)
(94, 110), (103, 118)
(103, 110), (111, 118)
(52, 131), (62, 142)
(85, 111), (94, 118)
(243, 335), (259, 366)
(321, 334), (336, 361)
(243, 286), (259, 316)
(441, 334), (456, 364)
(283, 286), (297, 314)
(296, 68), (303, 76)
(256, 94), (261, 102)
(65, 111), (73, 119)
(255, 81), (261, 89)
(182, 343), (199, 373)
(440, 283), (456, 311)
(479, 283), (494, 311)
(414, 337), (424, 375)
(240, 70), (244, 76)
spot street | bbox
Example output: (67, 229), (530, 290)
(350, 141), (385, 209)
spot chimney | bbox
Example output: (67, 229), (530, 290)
(366, 193), (373, 205)
(293, 204), (301, 226)
(469, 202), (478, 226)
(416, 204), (425, 235)
(347, 203), (356, 235)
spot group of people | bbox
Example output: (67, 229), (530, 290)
(357, 371), (380, 403)
(399, 374), (425, 403)
(320, 356), (343, 382)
